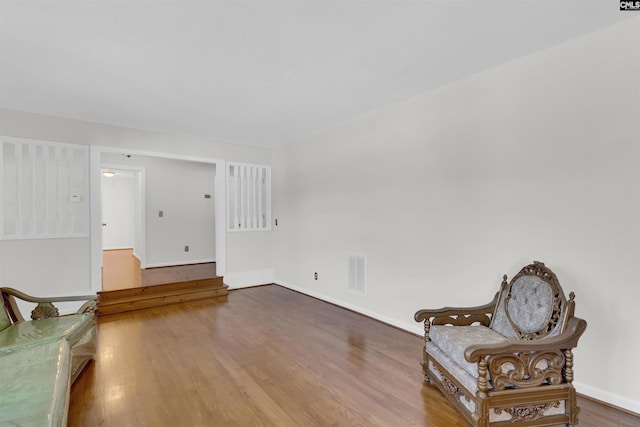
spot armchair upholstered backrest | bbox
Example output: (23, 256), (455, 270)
(490, 261), (572, 340)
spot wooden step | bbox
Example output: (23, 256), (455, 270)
(99, 283), (226, 306)
(98, 278), (227, 316)
(98, 277), (224, 301)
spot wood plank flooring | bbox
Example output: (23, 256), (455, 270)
(68, 285), (640, 427)
(102, 248), (219, 291)
(141, 262), (217, 286)
(102, 249), (141, 291)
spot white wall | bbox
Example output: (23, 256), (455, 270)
(272, 18), (640, 412)
(224, 230), (274, 287)
(0, 110), (273, 294)
(0, 238), (91, 295)
(145, 157), (215, 266)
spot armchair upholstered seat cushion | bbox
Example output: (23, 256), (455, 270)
(429, 325), (507, 378)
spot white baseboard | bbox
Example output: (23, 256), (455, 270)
(225, 269), (274, 289)
(274, 279), (640, 416)
(274, 279), (423, 336)
(144, 258), (215, 269)
(574, 381), (640, 415)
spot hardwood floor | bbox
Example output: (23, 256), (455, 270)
(102, 249), (141, 291)
(102, 248), (218, 291)
(69, 285), (640, 427)
(141, 262), (218, 286)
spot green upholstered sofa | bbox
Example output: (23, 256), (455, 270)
(0, 339), (72, 427)
(414, 261), (587, 427)
(0, 287), (97, 425)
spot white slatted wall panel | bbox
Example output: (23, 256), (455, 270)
(1, 137), (89, 240)
(226, 162), (271, 231)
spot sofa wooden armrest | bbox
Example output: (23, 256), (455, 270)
(0, 286), (97, 384)
(1, 287), (97, 322)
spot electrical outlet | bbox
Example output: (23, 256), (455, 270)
(314, 272), (318, 280)
(184, 246), (189, 252)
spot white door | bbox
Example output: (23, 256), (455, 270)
(101, 171), (136, 250)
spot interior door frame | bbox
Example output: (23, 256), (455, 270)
(100, 165), (145, 265)
(90, 146), (226, 293)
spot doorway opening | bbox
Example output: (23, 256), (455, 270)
(101, 166), (143, 291)
(91, 147), (226, 295)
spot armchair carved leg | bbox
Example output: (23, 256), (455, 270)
(422, 319), (432, 383)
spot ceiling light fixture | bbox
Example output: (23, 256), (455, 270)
(102, 170), (116, 177)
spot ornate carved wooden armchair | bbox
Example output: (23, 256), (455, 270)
(0, 287), (97, 383)
(414, 261), (587, 427)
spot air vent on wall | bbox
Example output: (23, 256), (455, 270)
(347, 253), (367, 295)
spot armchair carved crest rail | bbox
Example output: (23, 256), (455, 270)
(414, 261), (587, 427)
(0, 286), (97, 426)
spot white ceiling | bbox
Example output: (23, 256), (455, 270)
(0, 1), (633, 148)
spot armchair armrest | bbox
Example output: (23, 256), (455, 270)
(414, 292), (498, 327)
(1, 287), (97, 322)
(464, 317), (587, 392)
(465, 317), (587, 362)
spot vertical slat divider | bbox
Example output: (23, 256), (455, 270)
(55, 146), (62, 234)
(28, 144), (37, 234)
(265, 166), (271, 230)
(232, 164), (238, 230)
(232, 165), (237, 230)
(246, 166), (250, 229)
(237, 166), (241, 229)
(245, 166), (250, 229)
(227, 165), (232, 230)
(251, 166), (257, 229)
(229, 165), (233, 229)
(244, 166), (249, 230)
(42, 146), (50, 234)
(239, 166), (243, 228)
(14, 143), (23, 236)
(258, 167), (263, 229)
(66, 148), (74, 233)
(81, 147), (89, 232)
(234, 165), (240, 229)
(247, 167), (252, 229)
(240, 166), (246, 229)
(254, 167), (258, 229)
